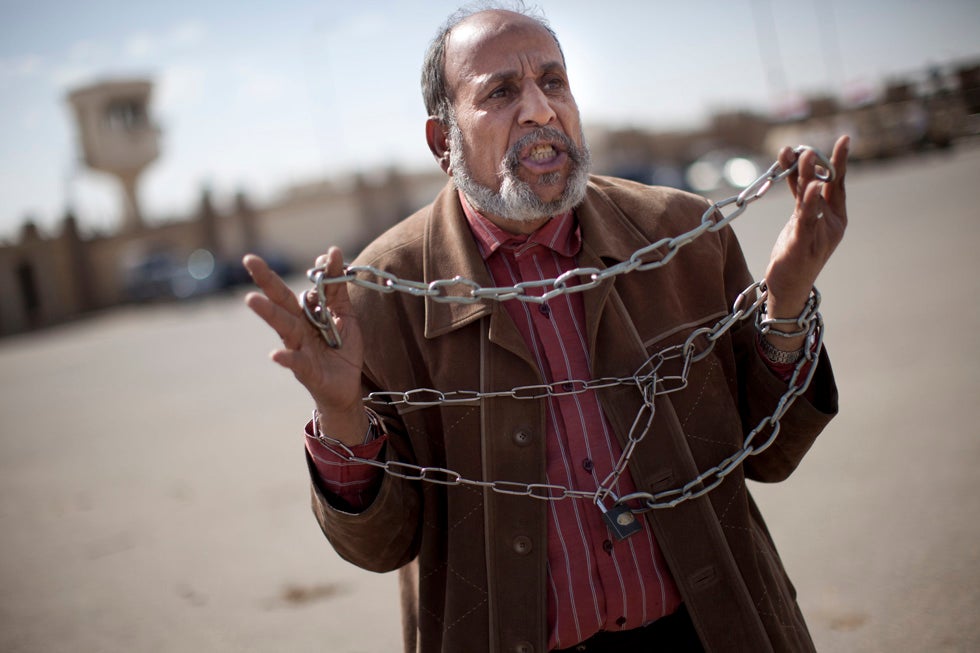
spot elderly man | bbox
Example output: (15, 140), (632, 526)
(244, 5), (848, 652)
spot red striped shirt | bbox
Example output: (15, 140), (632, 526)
(458, 194), (682, 649)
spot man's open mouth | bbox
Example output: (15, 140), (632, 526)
(527, 143), (559, 162)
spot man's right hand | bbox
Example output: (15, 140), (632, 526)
(243, 247), (369, 445)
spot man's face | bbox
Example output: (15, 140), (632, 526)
(441, 12), (590, 227)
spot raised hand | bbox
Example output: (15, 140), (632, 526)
(763, 135), (849, 344)
(243, 247), (369, 444)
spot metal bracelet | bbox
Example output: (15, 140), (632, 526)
(758, 334), (804, 364)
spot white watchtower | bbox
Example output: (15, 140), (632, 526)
(67, 79), (160, 232)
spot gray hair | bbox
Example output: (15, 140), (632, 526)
(420, 1), (565, 123)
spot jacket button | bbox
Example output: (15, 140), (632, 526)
(515, 642), (534, 653)
(512, 535), (533, 555)
(512, 429), (532, 447)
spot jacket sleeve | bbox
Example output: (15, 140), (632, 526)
(718, 223), (840, 483)
(302, 209), (438, 574)
(306, 378), (423, 573)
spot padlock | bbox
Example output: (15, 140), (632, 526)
(597, 494), (642, 541)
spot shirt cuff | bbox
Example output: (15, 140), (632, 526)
(305, 418), (387, 510)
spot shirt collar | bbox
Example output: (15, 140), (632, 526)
(458, 190), (582, 260)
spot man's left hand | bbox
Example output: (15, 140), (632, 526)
(763, 135), (849, 347)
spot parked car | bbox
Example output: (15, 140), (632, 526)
(121, 247), (223, 302)
(121, 246), (294, 302)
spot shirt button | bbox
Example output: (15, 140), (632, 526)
(538, 303), (550, 317)
(582, 458), (593, 472)
(602, 539), (613, 554)
(616, 616), (627, 627)
(513, 535), (533, 555)
(512, 429), (532, 447)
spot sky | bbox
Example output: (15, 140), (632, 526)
(0, 0), (977, 239)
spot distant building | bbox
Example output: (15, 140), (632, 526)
(0, 77), (445, 336)
(66, 79), (161, 233)
(1, 59), (977, 337)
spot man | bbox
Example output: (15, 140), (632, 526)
(244, 5), (848, 652)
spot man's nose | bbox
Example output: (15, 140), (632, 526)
(518, 84), (556, 127)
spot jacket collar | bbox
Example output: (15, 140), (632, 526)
(575, 178), (652, 265)
(422, 182), (495, 339)
(422, 176), (651, 339)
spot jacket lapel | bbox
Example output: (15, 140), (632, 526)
(575, 179), (656, 365)
(422, 182), (493, 339)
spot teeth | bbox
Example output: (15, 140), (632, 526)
(529, 144), (555, 161)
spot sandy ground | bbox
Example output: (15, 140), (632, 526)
(1, 143), (978, 652)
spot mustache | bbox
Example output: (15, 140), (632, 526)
(503, 127), (585, 173)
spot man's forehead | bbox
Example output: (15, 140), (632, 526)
(445, 11), (564, 86)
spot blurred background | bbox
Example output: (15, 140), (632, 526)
(1, 0), (978, 326)
(1, 1), (978, 652)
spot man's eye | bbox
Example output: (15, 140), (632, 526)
(543, 77), (565, 91)
(489, 86), (511, 99)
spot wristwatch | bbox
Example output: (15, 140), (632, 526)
(758, 334), (804, 365)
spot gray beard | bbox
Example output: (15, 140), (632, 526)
(447, 119), (591, 223)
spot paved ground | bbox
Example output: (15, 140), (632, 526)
(1, 142), (978, 652)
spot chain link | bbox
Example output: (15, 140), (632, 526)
(308, 146), (833, 514)
(307, 146), (834, 306)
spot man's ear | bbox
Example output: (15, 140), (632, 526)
(425, 117), (452, 176)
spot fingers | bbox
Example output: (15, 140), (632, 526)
(778, 146), (800, 198)
(777, 145), (796, 173)
(243, 254), (300, 316)
(313, 247), (355, 317)
(792, 141), (847, 223)
(780, 137), (847, 200)
(791, 148), (824, 223)
(244, 248), (356, 353)
(795, 182), (825, 229)
(825, 135), (850, 219)
(270, 347), (314, 378)
(242, 253), (309, 350)
(830, 135), (849, 183)
(779, 146), (825, 200)
(245, 290), (304, 347)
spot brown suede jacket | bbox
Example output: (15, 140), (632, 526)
(307, 175), (838, 653)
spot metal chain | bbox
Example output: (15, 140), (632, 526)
(313, 284), (821, 512)
(308, 146), (833, 514)
(305, 146), (833, 308)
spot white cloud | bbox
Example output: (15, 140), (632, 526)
(21, 110), (41, 130)
(67, 39), (111, 64)
(53, 39), (115, 88)
(0, 54), (44, 78)
(337, 12), (388, 39)
(234, 65), (289, 101)
(50, 63), (100, 89)
(125, 21), (206, 59)
(157, 64), (209, 113)
(169, 21), (206, 47)
(124, 32), (158, 59)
